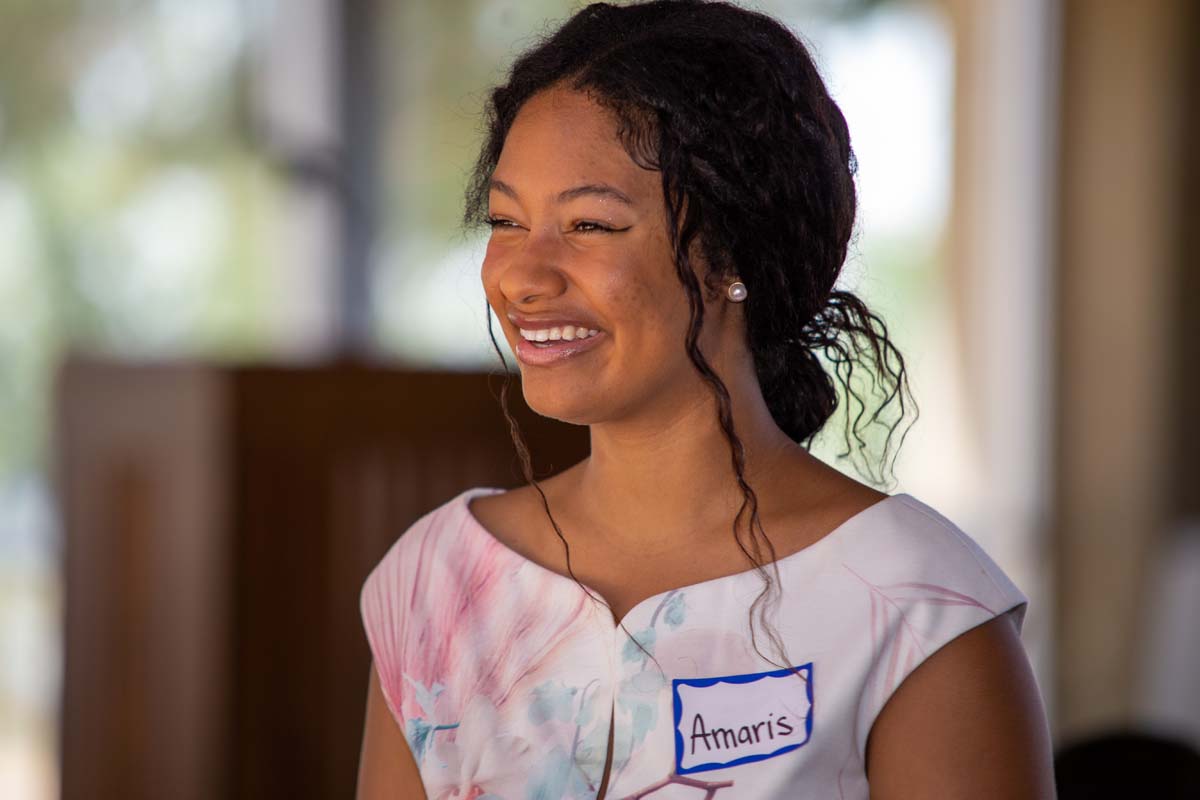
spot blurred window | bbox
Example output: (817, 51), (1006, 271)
(0, 2), (284, 796)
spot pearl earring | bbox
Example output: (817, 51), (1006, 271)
(726, 280), (747, 302)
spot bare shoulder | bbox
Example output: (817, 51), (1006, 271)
(771, 449), (891, 534)
(465, 471), (579, 554)
(466, 481), (542, 544)
(865, 610), (1056, 799)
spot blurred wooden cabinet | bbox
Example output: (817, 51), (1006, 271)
(54, 354), (588, 800)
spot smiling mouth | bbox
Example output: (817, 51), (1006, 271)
(517, 325), (602, 343)
(514, 328), (607, 365)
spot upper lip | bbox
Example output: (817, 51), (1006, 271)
(506, 312), (603, 332)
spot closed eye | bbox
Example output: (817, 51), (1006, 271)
(484, 216), (628, 234)
(573, 220), (619, 233)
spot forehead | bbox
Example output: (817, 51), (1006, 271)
(495, 86), (653, 198)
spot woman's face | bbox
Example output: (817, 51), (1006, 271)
(481, 85), (737, 426)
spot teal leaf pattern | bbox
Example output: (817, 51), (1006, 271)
(406, 717), (435, 764)
(403, 673), (446, 718)
(525, 744), (594, 800)
(621, 626), (657, 664)
(662, 591), (687, 628)
(528, 680), (578, 725)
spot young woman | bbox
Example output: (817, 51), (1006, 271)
(357, 2), (1055, 798)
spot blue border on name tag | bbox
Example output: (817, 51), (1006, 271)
(672, 663), (814, 775)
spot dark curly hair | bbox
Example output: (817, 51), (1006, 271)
(463, 0), (917, 676)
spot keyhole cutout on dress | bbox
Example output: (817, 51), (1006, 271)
(596, 699), (615, 799)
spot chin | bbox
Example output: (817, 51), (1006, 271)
(519, 379), (608, 426)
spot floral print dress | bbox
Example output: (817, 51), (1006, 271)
(360, 487), (1028, 799)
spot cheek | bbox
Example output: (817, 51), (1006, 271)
(603, 271), (656, 314)
(603, 263), (691, 360)
(604, 230), (683, 314)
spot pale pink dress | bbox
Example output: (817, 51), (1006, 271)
(360, 487), (1028, 799)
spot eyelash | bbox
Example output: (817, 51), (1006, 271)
(484, 216), (618, 234)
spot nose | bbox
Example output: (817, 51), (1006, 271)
(492, 227), (570, 306)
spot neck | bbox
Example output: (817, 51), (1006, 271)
(571, 379), (810, 553)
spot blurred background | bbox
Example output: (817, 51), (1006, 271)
(1, 0), (1196, 797)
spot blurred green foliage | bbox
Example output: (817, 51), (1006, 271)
(0, 1), (278, 479)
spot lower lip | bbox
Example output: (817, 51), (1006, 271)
(515, 331), (607, 366)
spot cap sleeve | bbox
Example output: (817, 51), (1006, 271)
(360, 535), (411, 734)
(851, 494), (1029, 759)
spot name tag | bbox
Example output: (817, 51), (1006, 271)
(672, 663), (813, 774)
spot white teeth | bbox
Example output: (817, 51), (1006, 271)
(520, 326), (601, 342)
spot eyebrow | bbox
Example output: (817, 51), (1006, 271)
(488, 177), (635, 207)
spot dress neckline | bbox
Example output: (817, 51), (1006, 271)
(460, 486), (909, 630)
